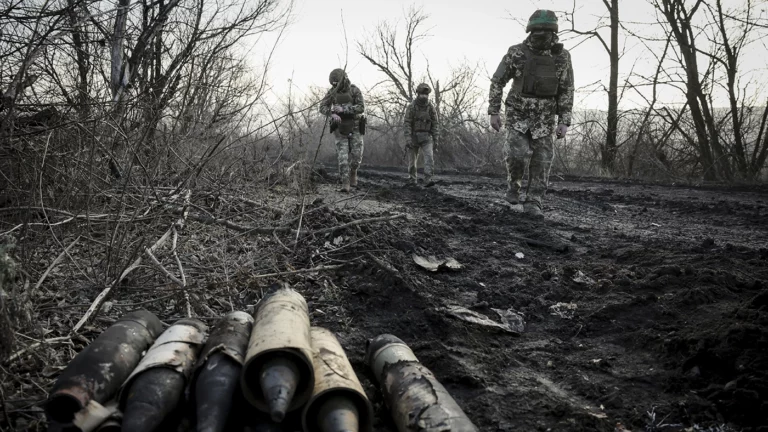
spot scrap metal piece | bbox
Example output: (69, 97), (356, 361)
(366, 334), (478, 432)
(438, 305), (524, 334)
(70, 400), (119, 432)
(412, 254), (463, 272)
(119, 318), (207, 432)
(46, 310), (163, 424)
(241, 286), (314, 421)
(302, 327), (372, 432)
(193, 311), (254, 432)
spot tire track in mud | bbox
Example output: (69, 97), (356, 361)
(315, 168), (767, 431)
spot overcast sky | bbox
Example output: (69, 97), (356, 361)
(253, 0), (766, 111)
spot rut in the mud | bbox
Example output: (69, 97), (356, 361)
(308, 168), (767, 432)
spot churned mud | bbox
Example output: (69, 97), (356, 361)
(3, 168), (766, 431)
(310, 168), (768, 432)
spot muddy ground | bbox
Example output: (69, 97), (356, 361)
(2, 167), (767, 431)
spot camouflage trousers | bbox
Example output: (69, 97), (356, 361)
(334, 130), (364, 183)
(407, 135), (434, 181)
(504, 128), (554, 205)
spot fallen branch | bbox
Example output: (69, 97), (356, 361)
(309, 214), (407, 237)
(33, 236), (80, 292)
(367, 252), (401, 277)
(4, 336), (73, 365)
(0, 207), (75, 216)
(145, 249), (185, 287)
(171, 227), (191, 318)
(279, 193), (366, 228)
(1, 217), (76, 236)
(185, 211), (295, 236)
(73, 190), (192, 333)
(250, 264), (345, 280)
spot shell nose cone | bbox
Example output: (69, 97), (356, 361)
(260, 355), (300, 422)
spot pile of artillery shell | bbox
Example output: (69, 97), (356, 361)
(47, 287), (476, 431)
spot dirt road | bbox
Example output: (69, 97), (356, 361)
(308, 168), (768, 431)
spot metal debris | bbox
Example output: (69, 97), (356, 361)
(439, 305), (524, 334)
(412, 254), (463, 272)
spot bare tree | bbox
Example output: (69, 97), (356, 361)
(356, 5), (429, 108)
(652, 0), (731, 180)
(650, 0), (768, 180)
(561, 0), (621, 174)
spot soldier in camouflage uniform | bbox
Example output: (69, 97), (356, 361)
(403, 83), (440, 187)
(320, 68), (366, 192)
(488, 9), (574, 217)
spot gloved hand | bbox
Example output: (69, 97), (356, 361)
(490, 114), (502, 132)
(556, 124), (568, 138)
(330, 114), (342, 124)
(331, 105), (344, 114)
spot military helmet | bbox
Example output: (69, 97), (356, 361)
(329, 68), (347, 85)
(526, 9), (558, 33)
(415, 83), (431, 95)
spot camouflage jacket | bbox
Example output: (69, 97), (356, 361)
(488, 39), (574, 139)
(403, 99), (439, 141)
(319, 84), (365, 119)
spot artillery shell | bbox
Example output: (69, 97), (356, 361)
(121, 368), (186, 432)
(302, 327), (372, 432)
(193, 311), (254, 432)
(93, 419), (121, 432)
(317, 396), (358, 432)
(242, 286), (314, 418)
(46, 310), (162, 424)
(366, 334), (478, 432)
(195, 352), (241, 432)
(119, 318), (207, 432)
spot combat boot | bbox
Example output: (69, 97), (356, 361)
(350, 168), (358, 188)
(504, 190), (519, 204)
(523, 201), (544, 218)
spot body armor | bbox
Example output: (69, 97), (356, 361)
(333, 90), (357, 134)
(412, 104), (432, 132)
(511, 45), (559, 98)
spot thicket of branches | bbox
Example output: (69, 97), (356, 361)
(0, 0), (302, 368)
(1, 0), (295, 207)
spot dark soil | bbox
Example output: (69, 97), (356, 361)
(306, 169), (768, 432)
(2, 168), (767, 431)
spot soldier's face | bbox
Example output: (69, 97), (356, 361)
(417, 93), (429, 101)
(530, 30), (554, 49)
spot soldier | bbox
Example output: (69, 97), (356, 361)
(488, 9), (574, 217)
(320, 68), (366, 192)
(403, 83), (440, 187)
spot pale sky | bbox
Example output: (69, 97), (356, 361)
(252, 0), (766, 111)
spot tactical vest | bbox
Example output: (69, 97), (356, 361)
(333, 89), (357, 134)
(412, 103), (432, 132)
(512, 45), (559, 98)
